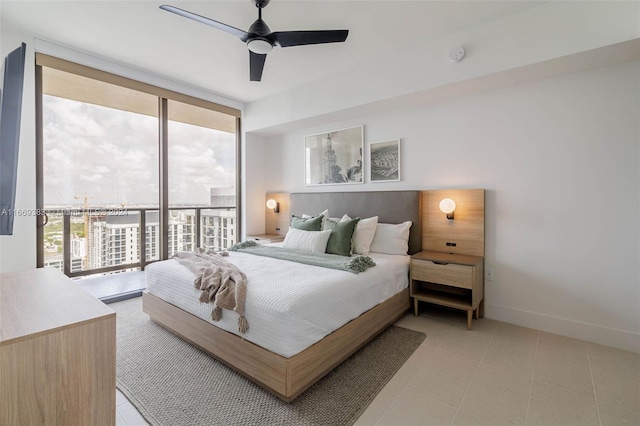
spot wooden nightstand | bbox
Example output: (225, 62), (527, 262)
(410, 250), (484, 329)
(247, 234), (285, 244)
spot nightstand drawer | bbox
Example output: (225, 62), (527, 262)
(411, 260), (473, 289)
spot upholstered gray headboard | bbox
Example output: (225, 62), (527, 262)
(289, 191), (422, 255)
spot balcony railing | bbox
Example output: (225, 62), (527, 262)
(42, 206), (236, 279)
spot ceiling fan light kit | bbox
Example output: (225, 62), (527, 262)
(160, 0), (349, 82)
(247, 39), (273, 54)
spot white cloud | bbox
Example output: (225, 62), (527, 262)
(43, 95), (234, 207)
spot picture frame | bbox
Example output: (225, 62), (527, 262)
(369, 139), (400, 182)
(305, 125), (364, 186)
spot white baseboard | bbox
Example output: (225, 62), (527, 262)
(485, 303), (640, 353)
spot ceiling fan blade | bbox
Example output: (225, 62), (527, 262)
(249, 51), (267, 82)
(270, 30), (348, 47)
(160, 5), (249, 42)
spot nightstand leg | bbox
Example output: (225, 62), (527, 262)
(479, 299), (485, 318)
(413, 298), (419, 316)
(474, 309), (479, 319)
(467, 310), (472, 330)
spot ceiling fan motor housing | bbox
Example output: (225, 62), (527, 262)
(248, 18), (271, 36)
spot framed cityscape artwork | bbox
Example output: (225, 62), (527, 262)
(369, 139), (400, 182)
(305, 125), (364, 185)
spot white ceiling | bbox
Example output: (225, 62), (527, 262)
(2, 1), (543, 104)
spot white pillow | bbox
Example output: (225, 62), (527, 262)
(283, 228), (331, 253)
(369, 221), (412, 255)
(341, 214), (378, 255)
(302, 209), (329, 228)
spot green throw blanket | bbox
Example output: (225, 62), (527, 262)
(228, 240), (376, 274)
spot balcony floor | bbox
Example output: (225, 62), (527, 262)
(77, 270), (146, 304)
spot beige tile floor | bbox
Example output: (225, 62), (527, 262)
(116, 306), (640, 426)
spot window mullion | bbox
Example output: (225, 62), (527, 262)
(159, 98), (169, 261)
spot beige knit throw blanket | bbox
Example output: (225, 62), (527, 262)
(172, 248), (248, 334)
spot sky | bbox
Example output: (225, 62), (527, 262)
(43, 95), (236, 207)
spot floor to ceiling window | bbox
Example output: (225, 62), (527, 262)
(40, 67), (159, 276)
(36, 54), (241, 292)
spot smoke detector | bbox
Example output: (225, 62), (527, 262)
(449, 46), (465, 63)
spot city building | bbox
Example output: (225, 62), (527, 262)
(201, 209), (236, 251)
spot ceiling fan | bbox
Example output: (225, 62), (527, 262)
(160, 0), (349, 82)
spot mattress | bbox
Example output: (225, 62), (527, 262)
(145, 250), (409, 358)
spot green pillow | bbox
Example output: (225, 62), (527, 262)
(323, 217), (360, 256)
(291, 214), (324, 231)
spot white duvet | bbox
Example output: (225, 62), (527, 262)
(145, 250), (409, 358)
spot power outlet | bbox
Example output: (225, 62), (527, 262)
(485, 267), (494, 281)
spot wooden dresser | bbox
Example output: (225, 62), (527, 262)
(1, 268), (116, 426)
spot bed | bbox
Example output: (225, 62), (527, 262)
(142, 190), (422, 401)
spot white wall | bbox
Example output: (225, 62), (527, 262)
(242, 132), (270, 237)
(255, 61), (640, 352)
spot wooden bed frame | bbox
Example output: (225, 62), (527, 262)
(142, 289), (409, 402)
(143, 190), (421, 402)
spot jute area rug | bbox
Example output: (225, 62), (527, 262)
(113, 297), (425, 426)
